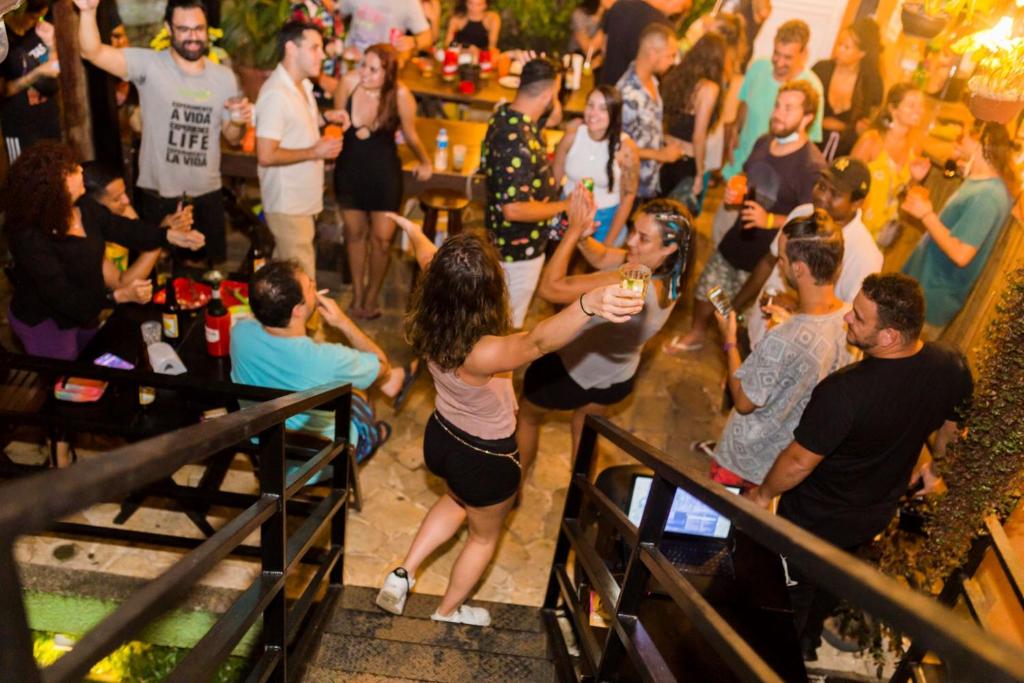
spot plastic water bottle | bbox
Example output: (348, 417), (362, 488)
(434, 128), (449, 171)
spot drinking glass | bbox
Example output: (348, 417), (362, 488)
(140, 320), (162, 346)
(619, 263), (651, 298)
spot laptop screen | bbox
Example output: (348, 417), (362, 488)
(627, 475), (737, 540)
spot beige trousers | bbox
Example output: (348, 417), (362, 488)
(266, 212), (317, 279)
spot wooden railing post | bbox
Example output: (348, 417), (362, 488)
(258, 424), (287, 683)
(331, 392), (353, 585)
(0, 543), (40, 683)
(544, 417), (600, 609)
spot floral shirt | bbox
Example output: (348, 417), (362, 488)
(616, 62), (663, 198)
(482, 104), (558, 262)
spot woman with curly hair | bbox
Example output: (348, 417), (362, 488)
(333, 43), (432, 319)
(552, 84), (639, 246)
(375, 208), (642, 626)
(4, 142), (201, 362)
(658, 31), (730, 214)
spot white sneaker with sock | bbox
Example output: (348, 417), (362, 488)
(431, 604), (491, 626)
(376, 567), (415, 615)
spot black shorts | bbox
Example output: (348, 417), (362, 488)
(424, 412), (521, 507)
(522, 352), (635, 411)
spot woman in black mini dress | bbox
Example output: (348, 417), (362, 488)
(333, 43), (432, 319)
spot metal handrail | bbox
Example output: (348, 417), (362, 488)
(544, 415), (1024, 683)
(0, 381), (353, 683)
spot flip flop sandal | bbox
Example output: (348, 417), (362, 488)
(364, 421), (392, 464)
(663, 335), (704, 356)
(393, 360), (421, 413)
(691, 440), (716, 458)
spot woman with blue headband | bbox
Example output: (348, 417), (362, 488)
(517, 189), (694, 477)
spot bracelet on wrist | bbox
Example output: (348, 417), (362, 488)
(579, 293), (595, 317)
(766, 213), (774, 229)
(723, 341), (737, 352)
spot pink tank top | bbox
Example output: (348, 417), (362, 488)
(428, 361), (518, 440)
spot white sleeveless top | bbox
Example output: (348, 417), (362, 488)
(558, 280), (677, 389)
(563, 128), (625, 210)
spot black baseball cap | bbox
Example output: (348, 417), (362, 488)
(518, 57), (562, 90)
(821, 156), (871, 200)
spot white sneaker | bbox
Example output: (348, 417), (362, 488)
(431, 604), (491, 626)
(376, 567), (415, 615)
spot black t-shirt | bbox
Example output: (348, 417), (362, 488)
(779, 343), (974, 549)
(1, 28), (61, 141)
(9, 199), (166, 329)
(598, 0), (671, 87)
(717, 136), (825, 272)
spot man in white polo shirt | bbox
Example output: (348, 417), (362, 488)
(255, 21), (347, 279)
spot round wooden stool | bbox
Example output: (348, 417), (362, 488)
(418, 189), (470, 242)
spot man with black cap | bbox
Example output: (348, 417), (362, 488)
(481, 57), (566, 328)
(735, 155), (883, 348)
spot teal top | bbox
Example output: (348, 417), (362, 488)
(229, 319), (381, 442)
(721, 59), (824, 180)
(903, 177), (1011, 327)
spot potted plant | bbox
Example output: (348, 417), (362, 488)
(952, 17), (1024, 124)
(901, 1), (949, 39)
(219, 0), (292, 100)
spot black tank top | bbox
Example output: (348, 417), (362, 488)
(453, 18), (489, 49)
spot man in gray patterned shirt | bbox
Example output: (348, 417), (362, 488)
(707, 209), (853, 486)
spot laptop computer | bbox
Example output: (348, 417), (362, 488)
(626, 474), (740, 578)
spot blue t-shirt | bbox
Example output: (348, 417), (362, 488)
(903, 177), (1011, 326)
(722, 59), (824, 180)
(229, 319), (381, 442)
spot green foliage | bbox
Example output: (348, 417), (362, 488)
(219, 0), (292, 70)
(33, 631), (249, 682)
(908, 266), (1024, 587)
(491, 0), (577, 53)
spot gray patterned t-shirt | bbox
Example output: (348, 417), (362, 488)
(713, 306), (852, 484)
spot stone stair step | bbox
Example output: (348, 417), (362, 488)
(339, 586), (544, 633)
(312, 633), (556, 683)
(303, 666), (429, 683)
(323, 608), (549, 659)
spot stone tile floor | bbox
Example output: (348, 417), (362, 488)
(4, 187), (891, 677)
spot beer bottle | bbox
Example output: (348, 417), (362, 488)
(162, 280), (181, 341)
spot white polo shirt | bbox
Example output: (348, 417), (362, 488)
(255, 64), (323, 216)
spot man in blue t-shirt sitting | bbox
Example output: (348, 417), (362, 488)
(231, 260), (406, 444)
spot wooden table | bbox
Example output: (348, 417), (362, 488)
(222, 117), (563, 203)
(400, 60), (592, 117)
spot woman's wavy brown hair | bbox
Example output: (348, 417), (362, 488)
(364, 43), (400, 133)
(405, 232), (510, 370)
(3, 141), (78, 237)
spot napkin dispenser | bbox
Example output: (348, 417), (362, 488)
(147, 342), (187, 375)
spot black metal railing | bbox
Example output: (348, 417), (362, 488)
(543, 415), (1024, 683)
(0, 381), (352, 683)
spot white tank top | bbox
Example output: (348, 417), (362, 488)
(558, 280), (677, 389)
(563, 128), (624, 210)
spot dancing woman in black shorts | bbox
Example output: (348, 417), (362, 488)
(376, 207), (641, 626)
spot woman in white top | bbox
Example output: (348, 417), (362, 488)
(517, 194), (694, 477)
(553, 85), (639, 246)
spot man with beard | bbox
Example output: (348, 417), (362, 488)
(75, 0), (250, 266)
(481, 57), (566, 328)
(746, 272), (973, 660)
(722, 20), (823, 180)
(667, 80), (825, 353)
(735, 156), (883, 348)
(706, 209), (851, 488)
